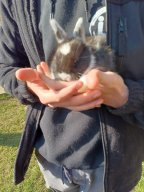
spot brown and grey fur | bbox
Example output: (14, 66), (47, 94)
(49, 18), (115, 81)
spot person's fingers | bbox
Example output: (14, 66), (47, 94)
(83, 69), (100, 90)
(52, 90), (102, 107)
(86, 70), (120, 90)
(37, 62), (84, 91)
(38, 81), (83, 104)
(97, 71), (123, 88)
(15, 68), (39, 82)
(36, 64), (43, 74)
(52, 81), (83, 100)
(37, 64), (62, 90)
(38, 69), (82, 90)
(40, 62), (51, 77)
(58, 98), (103, 111)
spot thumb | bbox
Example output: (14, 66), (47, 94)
(84, 69), (100, 90)
(84, 70), (114, 90)
(15, 68), (39, 82)
(97, 71), (121, 87)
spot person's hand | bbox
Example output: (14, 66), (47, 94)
(15, 62), (103, 111)
(83, 69), (129, 108)
(15, 65), (82, 105)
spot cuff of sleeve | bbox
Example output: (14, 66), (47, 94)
(14, 80), (39, 105)
(108, 79), (144, 115)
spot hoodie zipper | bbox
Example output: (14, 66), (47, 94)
(99, 6), (128, 192)
(99, 1), (110, 192)
(118, 17), (127, 56)
(98, 108), (109, 192)
(118, 16), (127, 71)
(84, 0), (89, 21)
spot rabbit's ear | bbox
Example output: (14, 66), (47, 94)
(73, 17), (86, 43)
(50, 19), (68, 44)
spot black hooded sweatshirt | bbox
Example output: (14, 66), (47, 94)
(34, 0), (107, 170)
(1, 1), (144, 192)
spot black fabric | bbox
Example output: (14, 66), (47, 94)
(1, 0), (144, 191)
(107, 0), (144, 4)
(109, 79), (144, 116)
(35, 0), (106, 170)
(14, 103), (44, 184)
(49, 188), (60, 192)
(35, 108), (104, 169)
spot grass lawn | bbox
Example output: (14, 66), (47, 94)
(0, 93), (144, 192)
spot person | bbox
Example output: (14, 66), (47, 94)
(0, 0), (144, 191)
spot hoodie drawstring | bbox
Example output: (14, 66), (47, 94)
(50, 0), (57, 19)
(62, 166), (73, 184)
(50, 0), (89, 21)
(84, 0), (89, 21)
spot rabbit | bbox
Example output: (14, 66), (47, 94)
(49, 17), (115, 91)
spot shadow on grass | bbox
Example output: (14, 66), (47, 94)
(0, 133), (21, 147)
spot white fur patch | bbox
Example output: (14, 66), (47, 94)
(59, 43), (71, 55)
(56, 72), (72, 81)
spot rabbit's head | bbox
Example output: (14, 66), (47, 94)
(49, 18), (115, 81)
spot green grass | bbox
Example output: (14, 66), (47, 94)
(0, 94), (50, 192)
(0, 93), (144, 192)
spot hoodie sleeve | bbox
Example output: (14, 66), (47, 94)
(0, 0), (38, 104)
(108, 79), (144, 128)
